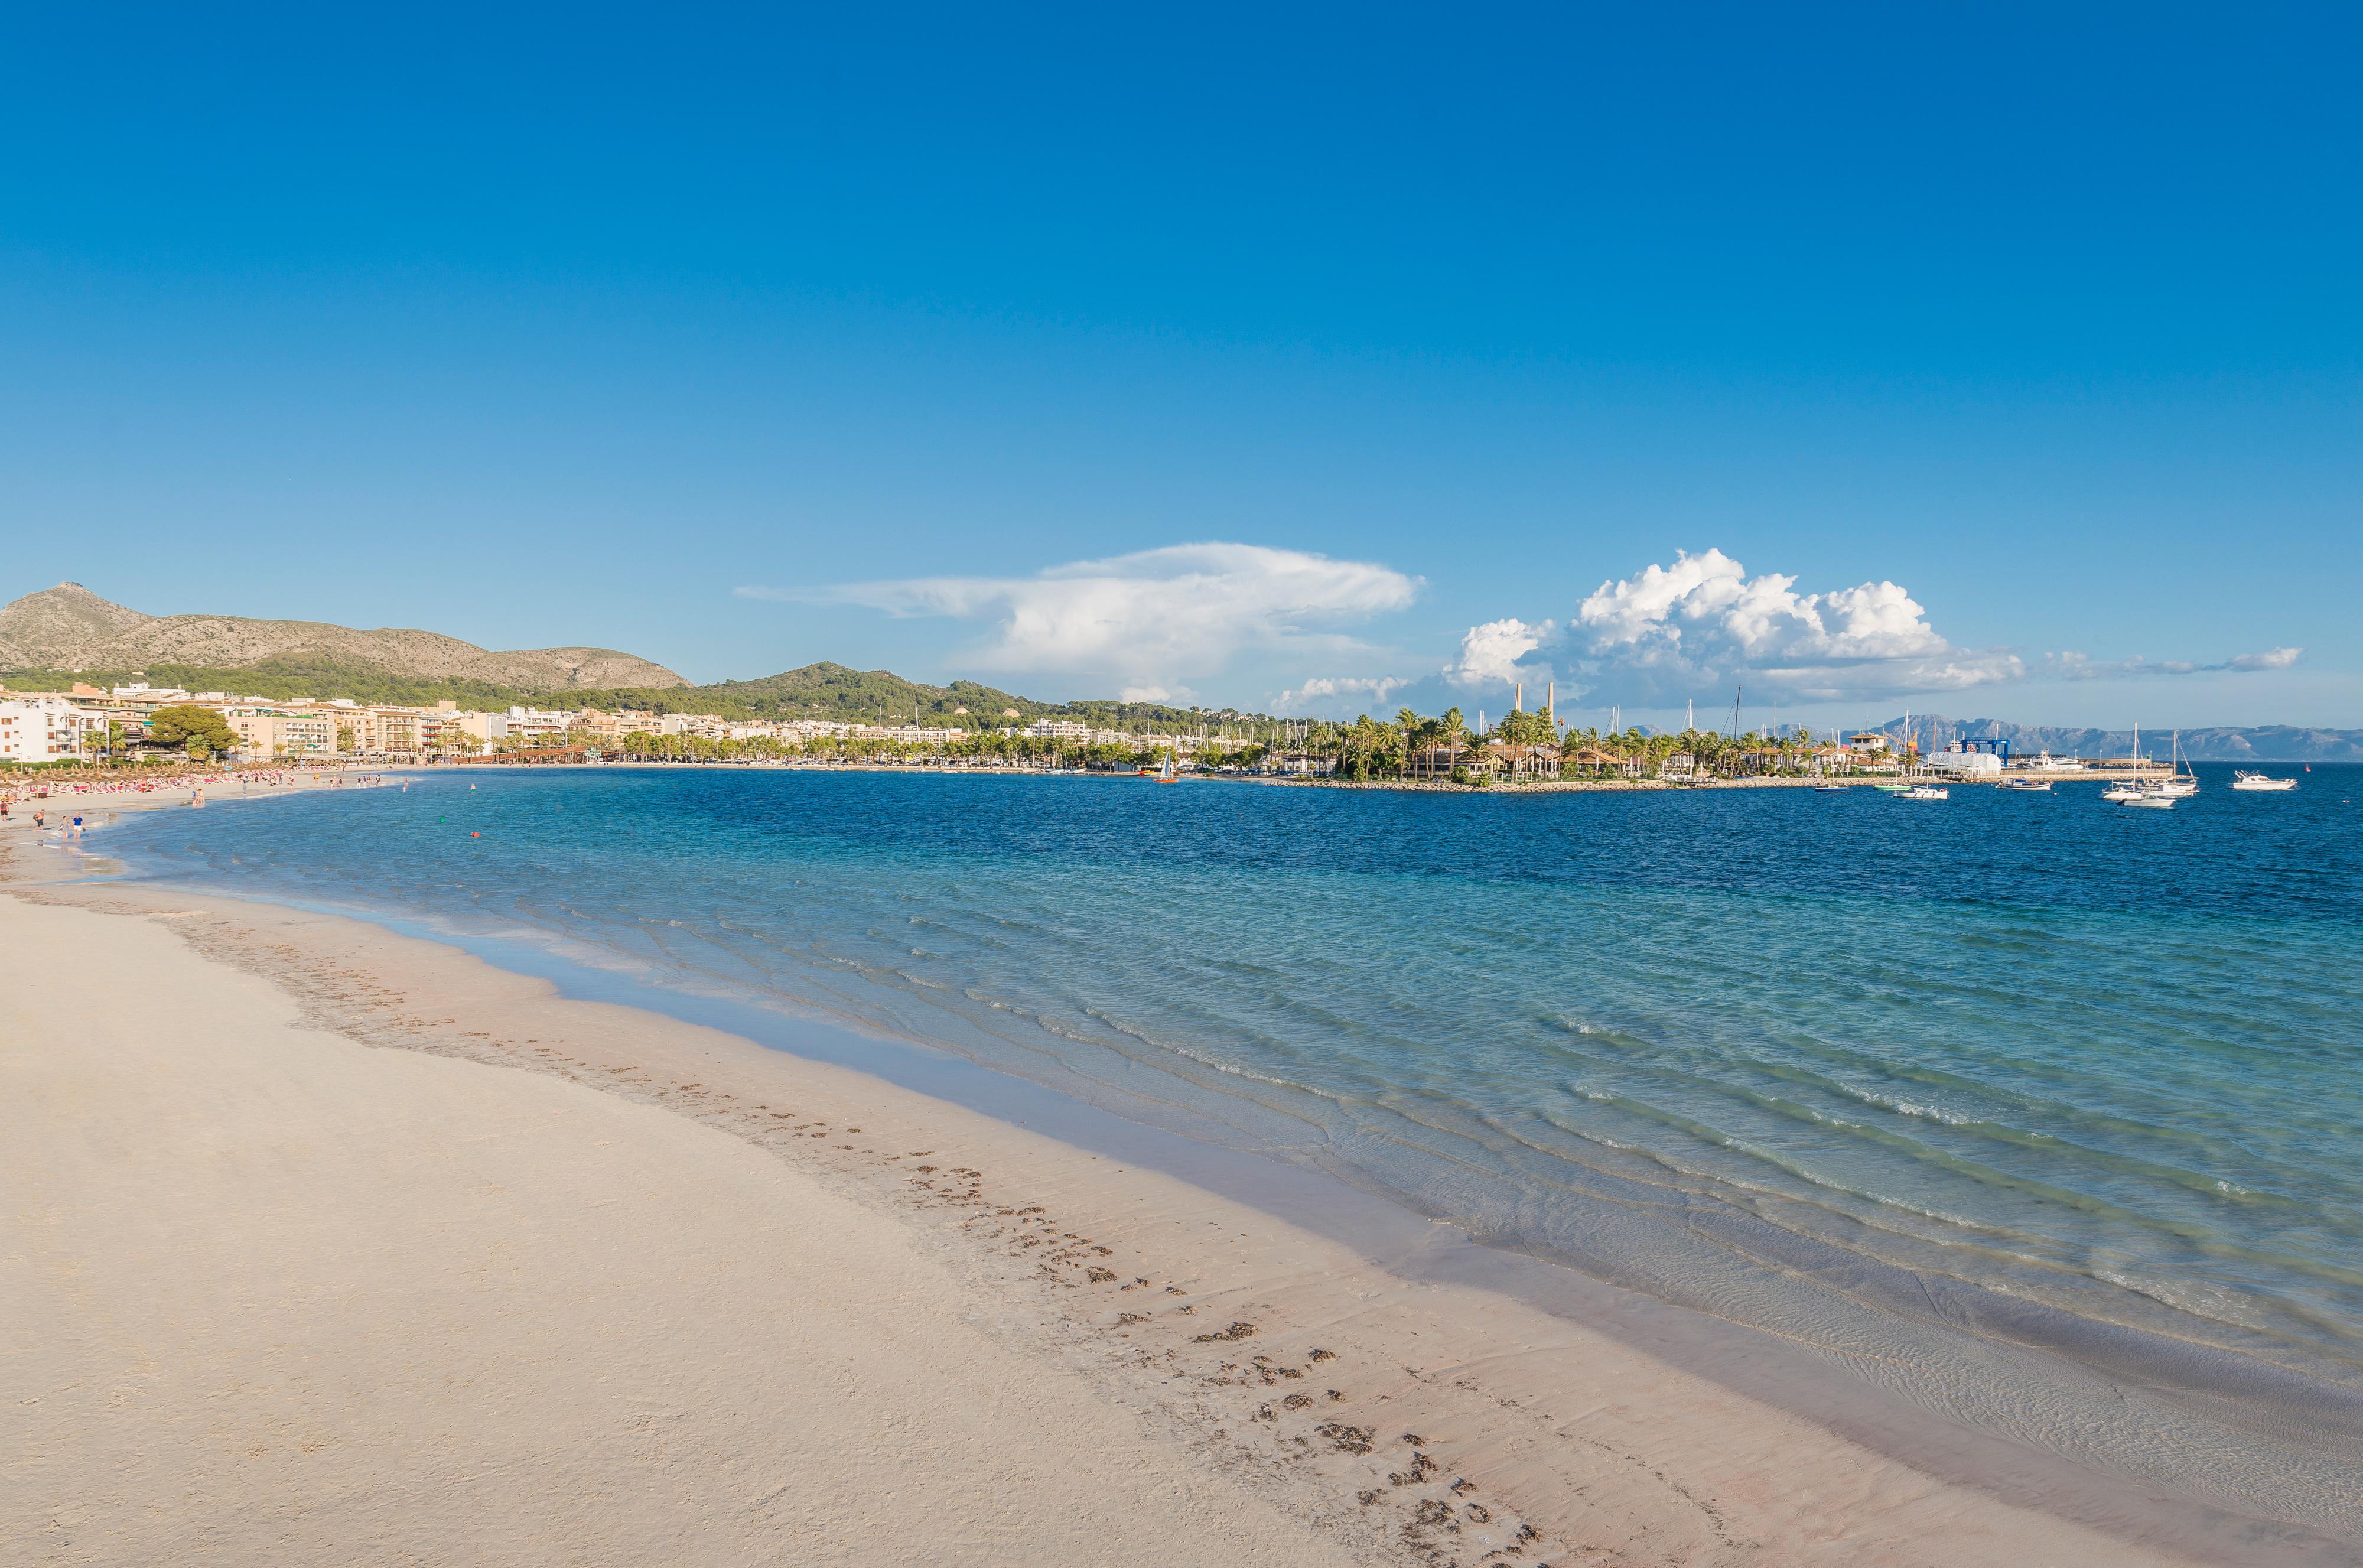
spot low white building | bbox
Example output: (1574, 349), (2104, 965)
(0, 697), (108, 763)
(506, 706), (576, 741)
(1921, 743), (2003, 777)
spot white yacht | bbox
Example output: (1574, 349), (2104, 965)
(1899, 785), (1949, 801)
(2120, 792), (2177, 809)
(2230, 770), (2297, 792)
(2006, 777), (2053, 792)
(2101, 783), (2143, 803)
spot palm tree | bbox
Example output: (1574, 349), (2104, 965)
(1396, 707), (1422, 780)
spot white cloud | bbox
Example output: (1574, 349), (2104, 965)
(1444, 617), (1553, 688)
(810, 542), (1418, 689)
(1275, 674), (1411, 713)
(1564, 548), (2022, 702)
(2045, 646), (2305, 680)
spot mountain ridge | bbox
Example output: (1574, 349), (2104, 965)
(0, 583), (686, 692)
(1869, 714), (2363, 763)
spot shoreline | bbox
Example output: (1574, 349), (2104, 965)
(8, 794), (2354, 1563)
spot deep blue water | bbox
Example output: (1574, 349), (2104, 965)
(91, 763), (2363, 1523)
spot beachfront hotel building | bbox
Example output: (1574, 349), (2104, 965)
(223, 708), (341, 759)
(0, 697), (108, 763)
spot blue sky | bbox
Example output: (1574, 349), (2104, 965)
(3, 4), (2355, 727)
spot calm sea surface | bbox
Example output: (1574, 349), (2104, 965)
(94, 764), (2363, 1530)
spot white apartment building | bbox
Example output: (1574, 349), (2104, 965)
(865, 725), (965, 745)
(505, 706), (575, 741)
(577, 709), (659, 742)
(1024, 719), (1093, 741)
(0, 697), (108, 763)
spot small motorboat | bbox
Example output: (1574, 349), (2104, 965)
(2120, 792), (2177, 809)
(2005, 778), (2053, 792)
(2101, 783), (2142, 802)
(1813, 782), (1849, 792)
(2230, 770), (2297, 792)
(1898, 785), (1949, 801)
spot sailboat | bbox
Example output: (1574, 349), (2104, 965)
(2101, 723), (2146, 801)
(2149, 732), (2198, 798)
(2116, 726), (2185, 808)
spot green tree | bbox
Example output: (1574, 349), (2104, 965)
(148, 704), (237, 760)
(1496, 707), (1558, 747)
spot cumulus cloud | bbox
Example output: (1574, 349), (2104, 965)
(790, 542), (1418, 690)
(1444, 617), (1553, 688)
(1274, 674), (1411, 712)
(1559, 548), (2023, 702)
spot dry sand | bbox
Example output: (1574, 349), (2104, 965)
(0, 805), (2319, 1566)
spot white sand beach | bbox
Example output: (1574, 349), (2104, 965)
(0, 811), (2267, 1566)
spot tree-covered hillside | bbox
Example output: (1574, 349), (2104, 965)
(1, 657), (1273, 732)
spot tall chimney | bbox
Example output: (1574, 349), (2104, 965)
(1515, 682), (1523, 713)
(1547, 681), (1555, 723)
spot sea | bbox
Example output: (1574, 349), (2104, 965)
(87, 763), (2363, 1541)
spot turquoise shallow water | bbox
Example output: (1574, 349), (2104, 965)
(93, 764), (2363, 1532)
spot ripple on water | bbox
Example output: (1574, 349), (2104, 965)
(97, 765), (2363, 1534)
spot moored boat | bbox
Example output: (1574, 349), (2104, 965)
(2154, 732), (2198, 796)
(2006, 778), (2053, 792)
(2230, 770), (2297, 792)
(1899, 785), (1949, 801)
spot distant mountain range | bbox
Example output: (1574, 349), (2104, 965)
(0, 583), (686, 692)
(1869, 714), (2363, 763)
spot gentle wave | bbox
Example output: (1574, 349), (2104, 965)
(93, 765), (2363, 1533)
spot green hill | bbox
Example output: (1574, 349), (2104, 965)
(1, 656), (1271, 733)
